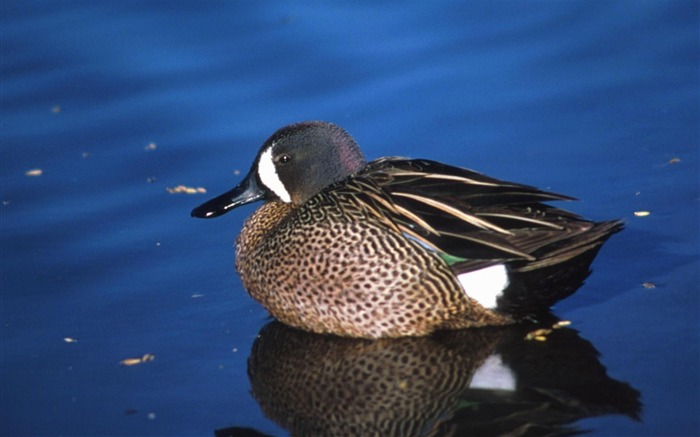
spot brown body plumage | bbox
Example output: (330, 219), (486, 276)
(193, 122), (622, 338)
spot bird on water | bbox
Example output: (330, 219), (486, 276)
(192, 121), (622, 339)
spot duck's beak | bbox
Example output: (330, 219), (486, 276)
(191, 171), (265, 219)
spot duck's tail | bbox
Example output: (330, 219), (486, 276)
(497, 220), (624, 319)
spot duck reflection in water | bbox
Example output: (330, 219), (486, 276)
(216, 319), (640, 437)
(201, 123), (633, 435)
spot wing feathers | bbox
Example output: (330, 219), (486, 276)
(393, 191), (514, 235)
(337, 157), (613, 266)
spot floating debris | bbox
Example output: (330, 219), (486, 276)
(145, 142), (157, 151)
(166, 185), (206, 194)
(51, 105), (61, 114)
(642, 282), (656, 289)
(63, 337), (78, 343)
(525, 320), (572, 341)
(552, 320), (572, 329)
(634, 211), (651, 217)
(233, 169), (241, 176)
(25, 169), (43, 177)
(146, 176), (157, 183)
(668, 157), (681, 164)
(82, 151), (91, 158)
(191, 293), (205, 298)
(120, 353), (155, 366)
(525, 328), (552, 341)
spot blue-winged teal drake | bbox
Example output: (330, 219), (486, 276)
(192, 121), (622, 339)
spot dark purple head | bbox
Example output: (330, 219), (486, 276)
(192, 121), (367, 218)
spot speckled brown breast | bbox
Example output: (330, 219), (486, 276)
(235, 190), (512, 338)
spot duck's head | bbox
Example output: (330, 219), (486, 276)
(192, 121), (367, 218)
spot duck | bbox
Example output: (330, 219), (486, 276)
(192, 121), (623, 339)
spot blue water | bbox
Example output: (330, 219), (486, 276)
(2, 1), (698, 436)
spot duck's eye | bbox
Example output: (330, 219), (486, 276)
(278, 154), (292, 164)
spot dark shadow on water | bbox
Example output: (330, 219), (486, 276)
(216, 319), (640, 437)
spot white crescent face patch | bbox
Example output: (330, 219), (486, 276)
(257, 146), (292, 203)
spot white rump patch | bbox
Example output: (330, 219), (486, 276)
(258, 146), (291, 203)
(469, 354), (516, 391)
(457, 264), (509, 309)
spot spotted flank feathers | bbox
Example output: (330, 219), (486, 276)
(192, 121), (622, 338)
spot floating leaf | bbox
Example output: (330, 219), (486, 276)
(525, 328), (552, 341)
(166, 185), (207, 194)
(120, 353), (155, 366)
(552, 320), (572, 329)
